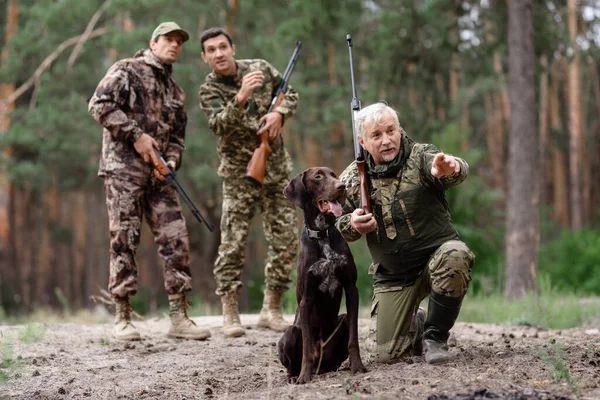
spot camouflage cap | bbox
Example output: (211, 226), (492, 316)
(151, 22), (190, 42)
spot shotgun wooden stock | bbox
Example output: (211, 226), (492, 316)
(246, 93), (285, 185)
(245, 131), (272, 185)
(245, 41), (301, 185)
(356, 160), (371, 213)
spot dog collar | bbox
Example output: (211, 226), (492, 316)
(304, 223), (335, 240)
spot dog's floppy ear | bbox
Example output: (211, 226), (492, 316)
(283, 170), (307, 208)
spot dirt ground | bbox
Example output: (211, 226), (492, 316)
(1, 314), (599, 400)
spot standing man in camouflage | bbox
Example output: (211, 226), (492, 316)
(336, 102), (475, 364)
(198, 28), (298, 337)
(88, 22), (210, 341)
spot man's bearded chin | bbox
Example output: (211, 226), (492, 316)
(380, 149), (399, 163)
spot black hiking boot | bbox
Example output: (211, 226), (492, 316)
(423, 291), (463, 365)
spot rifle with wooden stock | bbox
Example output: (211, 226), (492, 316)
(346, 34), (371, 213)
(245, 41), (302, 185)
(152, 149), (216, 232)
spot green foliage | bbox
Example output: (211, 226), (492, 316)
(460, 276), (600, 329)
(0, 324), (46, 385)
(538, 228), (600, 295)
(54, 288), (71, 316)
(431, 124), (505, 294)
(586, 344), (600, 356)
(0, 337), (15, 385)
(535, 341), (579, 395)
(16, 324), (46, 345)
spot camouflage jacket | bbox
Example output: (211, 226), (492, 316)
(198, 59), (298, 183)
(335, 136), (469, 287)
(88, 48), (187, 178)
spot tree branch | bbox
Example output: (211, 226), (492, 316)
(67, 0), (111, 70)
(1, 27), (108, 111)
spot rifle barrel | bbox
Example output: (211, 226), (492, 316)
(155, 150), (215, 232)
(259, 41), (302, 130)
(347, 34), (364, 161)
(170, 177), (216, 232)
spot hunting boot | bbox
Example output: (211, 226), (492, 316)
(221, 292), (245, 337)
(114, 297), (141, 341)
(423, 292), (463, 365)
(167, 293), (211, 340)
(412, 307), (427, 356)
(257, 289), (290, 332)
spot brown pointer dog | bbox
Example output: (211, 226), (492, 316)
(278, 167), (367, 384)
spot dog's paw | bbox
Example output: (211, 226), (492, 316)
(350, 361), (368, 374)
(296, 373), (312, 385)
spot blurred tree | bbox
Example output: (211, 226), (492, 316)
(505, 0), (539, 300)
(0, 0), (20, 313)
(567, 0), (584, 229)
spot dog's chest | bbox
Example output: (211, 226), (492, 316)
(308, 242), (348, 296)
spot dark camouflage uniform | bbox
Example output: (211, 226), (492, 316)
(89, 48), (192, 299)
(336, 134), (475, 362)
(199, 59), (299, 296)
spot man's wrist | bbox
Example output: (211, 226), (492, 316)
(131, 129), (144, 143)
(236, 92), (248, 107)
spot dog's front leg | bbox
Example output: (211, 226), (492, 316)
(345, 284), (367, 374)
(297, 271), (318, 384)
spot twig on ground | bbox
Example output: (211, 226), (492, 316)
(90, 287), (144, 320)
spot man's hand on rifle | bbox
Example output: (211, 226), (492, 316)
(257, 112), (283, 140)
(153, 159), (176, 181)
(350, 208), (377, 235)
(236, 71), (264, 106)
(134, 133), (160, 163)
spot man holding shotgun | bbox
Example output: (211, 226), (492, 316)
(336, 102), (475, 365)
(88, 22), (210, 341)
(198, 27), (299, 337)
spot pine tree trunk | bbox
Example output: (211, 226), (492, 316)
(0, 0), (20, 313)
(588, 58), (600, 221)
(435, 74), (446, 122)
(580, 64), (591, 225)
(538, 55), (549, 207)
(226, 0), (239, 36)
(505, 0), (539, 300)
(483, 92), (504, 193)
(567, 0), (584, 228)
(549, 62), (569, 226)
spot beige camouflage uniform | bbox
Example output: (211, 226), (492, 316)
(336, 134), (475, 362)
(199, 59), (299, 296)
(89, 48), (192, 299)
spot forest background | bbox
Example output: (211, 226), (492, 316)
(1, 0), (599, 319)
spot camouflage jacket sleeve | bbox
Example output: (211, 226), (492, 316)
(335, 162), (363, 242)
(198, 82), (249, 137)
(419, 144), (469, 189)
(265, 61), (298, 124)
(166, 96), (187, 169)
(88, 62), (144, 143)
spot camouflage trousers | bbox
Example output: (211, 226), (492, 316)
(214, 176), (298, 296)
(365, 240), (475, 363)
(104, 176), (192, 300)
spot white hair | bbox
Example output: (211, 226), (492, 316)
(355, 102), (400, 138)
